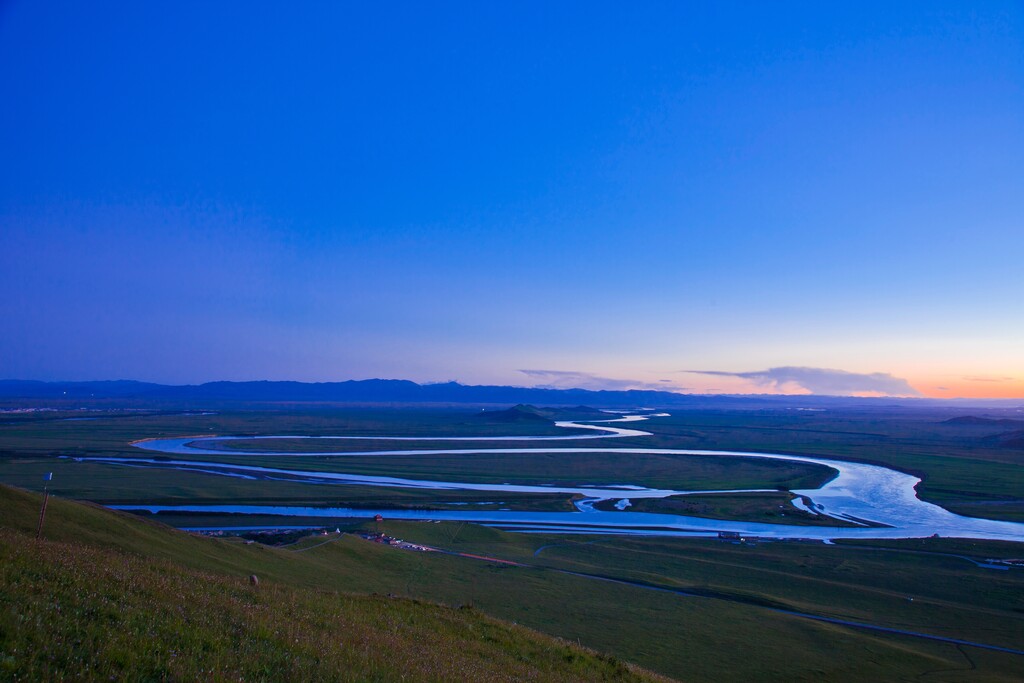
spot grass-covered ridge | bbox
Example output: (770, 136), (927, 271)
(0, 486), (665, 682)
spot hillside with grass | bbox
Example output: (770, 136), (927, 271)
(0, 486), (665, 682)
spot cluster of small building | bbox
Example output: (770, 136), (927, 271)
(358, 531), (434, 552)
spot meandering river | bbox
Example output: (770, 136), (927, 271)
(86, 413), (1024, 542)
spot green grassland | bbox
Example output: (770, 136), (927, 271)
(0, 487), (662, 682)
(593, 491), (860, 526)
(159, 447), (833, 489)
(0, 450), (834, 521)
(1, 403), (1022, 524)
(2, 402), (1024, 680)
(3, 486), (1023, 682)
(373, 521), (1024, 680)
(0, 405), (583, 449)
(0, 456), (583, 511)
(597, 409), (1024, 521)
(0, 406), (836, 523)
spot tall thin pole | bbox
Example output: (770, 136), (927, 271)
(35, 472), (52, 540)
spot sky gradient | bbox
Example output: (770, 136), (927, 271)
(2, 2), (1022, 398)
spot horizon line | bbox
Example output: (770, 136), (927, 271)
(1, 377), (1022, 402)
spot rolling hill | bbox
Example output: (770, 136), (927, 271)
(0, 485), (665, 682)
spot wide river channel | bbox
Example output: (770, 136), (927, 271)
(90, 413), (1024, 542)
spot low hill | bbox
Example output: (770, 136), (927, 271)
(985, 429), (1024, 449)
(559, 405), (609, 415)
(475, 404), (615, 424)
(943, 415), (1024, 426)
(475, 404), (555, 423)
(0, 486), (665, 682)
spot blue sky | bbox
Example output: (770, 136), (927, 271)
(2, 1), (1022, 396)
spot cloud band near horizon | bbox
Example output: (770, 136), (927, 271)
(685, 366), (921, 397)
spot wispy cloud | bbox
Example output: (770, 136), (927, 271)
(684, 366), (921, 397)
(964, 375), (1015, 383)
(519, 369), (687, 392)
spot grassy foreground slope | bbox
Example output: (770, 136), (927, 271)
(3, 488), (1024, 682)
(0, 487), (663, 682)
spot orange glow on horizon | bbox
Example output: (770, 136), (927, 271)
(643, 371), (1024, 400)
(914, 376), (1024, 400)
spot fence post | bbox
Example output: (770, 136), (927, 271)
(35, 472), (52, 540)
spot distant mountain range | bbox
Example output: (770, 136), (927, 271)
(1, 379), (1022, 409)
